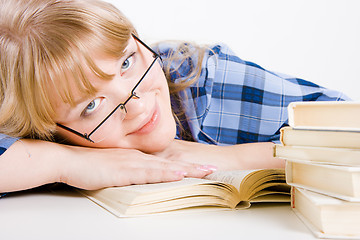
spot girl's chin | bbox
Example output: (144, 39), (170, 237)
(139, 127), (177, 153)
(138, 131), (176, 153)
(140, 140), (172, 154)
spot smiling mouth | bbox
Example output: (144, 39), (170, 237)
(129, 103), (160, 135)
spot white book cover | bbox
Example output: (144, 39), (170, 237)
(286, 160), (360, 202)
(292, 188), (360, 239)
(287, 101), (360, 131)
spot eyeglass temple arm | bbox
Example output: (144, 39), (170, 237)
(56, 123), (94, 143)
(131, 34), (162, 60)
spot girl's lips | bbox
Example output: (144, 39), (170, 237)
(129, 104), (160, 135)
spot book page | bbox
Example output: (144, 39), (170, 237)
(204, 170), (258, 189)
(82, 178), (233, 206)
(102, 178), (212, 194)
(115, 178), (210, 193)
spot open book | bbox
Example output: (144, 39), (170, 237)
(80, 169), (290, 217)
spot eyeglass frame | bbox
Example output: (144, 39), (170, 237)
(56, 34), (162, 143)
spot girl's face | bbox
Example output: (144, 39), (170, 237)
(54, 36), (176, 153)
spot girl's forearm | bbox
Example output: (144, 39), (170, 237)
(226, 142), (285, 170)
(0, 139), (65, 193)
(155, 140), (285, 171)
(200, 142), (285, 170)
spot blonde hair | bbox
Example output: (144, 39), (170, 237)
(0, 0), (135, 139)
(158, 42), (207, 141)
(0, 0), (205, 141)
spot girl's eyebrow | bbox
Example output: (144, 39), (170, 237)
(70, 39), (138, 108)
(121, 43), (137, 60)
(73, 95), (92, 106)
(56, 95), (91, 122)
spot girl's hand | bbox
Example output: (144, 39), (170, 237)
(60, 145), (215, 190)
(155, 139), (284, 171)
(0, 139), (215, 193)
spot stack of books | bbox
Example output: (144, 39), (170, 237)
(274, 101), (360, 239)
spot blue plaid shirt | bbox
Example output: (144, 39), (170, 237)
(0, 135), (18, 198)
(156, 43), (350, 145)
(0, 42), (350, 198)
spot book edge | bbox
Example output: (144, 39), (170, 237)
(287, 101), (360, 130)
(285, 158), (360, 171)
(292, 208), (360, 239)
(287, 182), (360, 202)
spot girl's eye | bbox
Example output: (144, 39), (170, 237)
(121, 54), (135, 72)
(83, 98), (102, 116)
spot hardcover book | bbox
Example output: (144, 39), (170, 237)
(292, 187), (360, 239)
(275, 144), (360, 166)
(288, 101), (360, 131)
(280, 127), (360, 149)
(286, 160), (360, 202)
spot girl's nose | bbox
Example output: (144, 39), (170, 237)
(122, 69), (156, 120)
(122, 93), (147, 120)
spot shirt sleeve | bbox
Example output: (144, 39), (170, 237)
(0, 134), (19, 198)
(157, 42), (350, 145)
(0, 133), (19, 155)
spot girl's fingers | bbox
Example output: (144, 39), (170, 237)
(145, 159), (217, 179)
(115, 162), (217, 186)
(127, 168), (186, 185)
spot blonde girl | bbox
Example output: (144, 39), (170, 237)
(0, 0), (349, 196)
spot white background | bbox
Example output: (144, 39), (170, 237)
(104, 0), (360, 100)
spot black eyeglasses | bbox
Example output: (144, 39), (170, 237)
(57, 34), (162, 143)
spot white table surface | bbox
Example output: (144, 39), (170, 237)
(0, 187), (316, 240)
